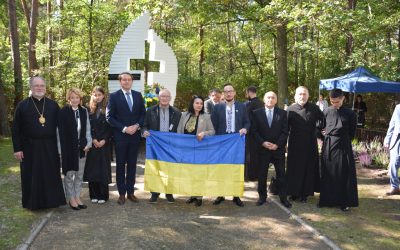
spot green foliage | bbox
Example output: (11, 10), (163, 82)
(2, 0), (400, 129)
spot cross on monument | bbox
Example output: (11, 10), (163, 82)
(108, 41), (160, 86)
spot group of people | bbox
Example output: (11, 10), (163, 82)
(12, 72), (360, 212)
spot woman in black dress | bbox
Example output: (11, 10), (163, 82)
(84, 86), (112, 204)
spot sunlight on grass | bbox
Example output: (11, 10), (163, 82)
(289, 174), (400, 250)
(0, 138), (42, 250)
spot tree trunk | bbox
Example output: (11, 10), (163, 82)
(345, 0), (357, 64)
(0, 66), (11, 136)
(8, 0), (24, 109)
(199, 25), (205, 77)
(28, 0), (40, 75)
(293, 27), (299, 87)
(47, 0), (55, 98)
(276, 23), (288, 108)
(299, 25), (307, 86)
(19, 0), (30, 29)
(226, 22), (235, 75)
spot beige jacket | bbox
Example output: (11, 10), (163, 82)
(177, 112), (215, 136)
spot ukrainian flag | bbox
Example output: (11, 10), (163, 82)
(144, 131), (245, 197)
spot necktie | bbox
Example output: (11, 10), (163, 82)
(75, 109), (80, 120)
(125, 92), (133, 111)
(267, 109), (272, 127)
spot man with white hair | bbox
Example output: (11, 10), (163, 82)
(286, 86), (323, 203)
(143, 88), (182, 203)
(251, 91), (291, 208)
(12, 76), (66, 210)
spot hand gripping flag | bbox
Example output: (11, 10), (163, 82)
(144, 131), (245, 197)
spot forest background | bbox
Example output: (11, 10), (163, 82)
(1, 0), (400, 136)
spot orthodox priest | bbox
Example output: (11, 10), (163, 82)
(318, 88), (358, 211)
(12, 76), (66, 210)
(286, 86), (323, 202)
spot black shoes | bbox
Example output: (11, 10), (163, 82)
(280, 199), (292, 208)
(289, 195), (298, 201)
(166, 194), (175, 203)
(186, 197), (197, 204)
(213, 196), (225, 205)
(195, 199), (203, 207)
(77, 204), (87, 209)
(256, 199), (266, 206)
(186, 197), (202, 207)
(69, 202), (80, 211)
(149, 194), (158, 203)
(233, 197), (244, 207)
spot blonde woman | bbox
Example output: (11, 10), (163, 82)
(59, 88), (92, 210)
(177, 95), (215, 206)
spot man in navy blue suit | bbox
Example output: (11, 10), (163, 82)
(211, 83), (250, 207)
(106, 72), (146, 205)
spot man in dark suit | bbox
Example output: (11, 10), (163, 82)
(106, 72), (146, 205)
(244, 86), (264, 181)
(251, 91), (292, 208)
(204, 88), (222, 114)
(211, 83), (250, 207)
(142, 89), (182, 203)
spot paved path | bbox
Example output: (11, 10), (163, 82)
(29, 145), (330, 250)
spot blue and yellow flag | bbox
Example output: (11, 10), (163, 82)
(144, 131), (245, 197)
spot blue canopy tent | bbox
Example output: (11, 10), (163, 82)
(319, 66), (400, 93)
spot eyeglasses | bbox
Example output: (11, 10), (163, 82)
(159, 95), (171, 98)
(224, 90), (234, 94)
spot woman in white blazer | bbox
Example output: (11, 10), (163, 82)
(177, 95), (215, 206)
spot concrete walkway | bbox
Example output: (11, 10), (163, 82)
(29, 146), (331, 250)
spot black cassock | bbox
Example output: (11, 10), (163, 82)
(245, 97), (264, 181)
(319, 106), (358, 207)
(83, 111), (112, 185)
(286, 102), (323, 197)
(11, 97), (66, 210)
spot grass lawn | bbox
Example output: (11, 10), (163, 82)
(0, 138), (46, 250)
(287, 168), (400, 250)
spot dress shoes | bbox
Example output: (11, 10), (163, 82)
(233, 197), (244, 207)
(91, 199), (98, 203)
(299, 196), (307, 203)
(127, 194), (139, 203)
(69, 202), (80, 211)
(98, 200), (106, 204)
(256, 199), (266, 206)
(213, 196), (225, 205)
(385, 188), (400, 196)
(280, 199), (292, 208)
(289, 195), (298, 201)
(166, 194), (175, 203)
(117, 195), (126, 205)
(195, 199), (203, 207)
(186, 197), (197, 204)
(149, 194), (158, 203)
(77, 204), (87, 209)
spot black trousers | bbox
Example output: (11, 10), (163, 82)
(89, 182), (109, 200)
(257, 151), (287, 201)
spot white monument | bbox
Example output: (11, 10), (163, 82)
(108, 12), (178, 103)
